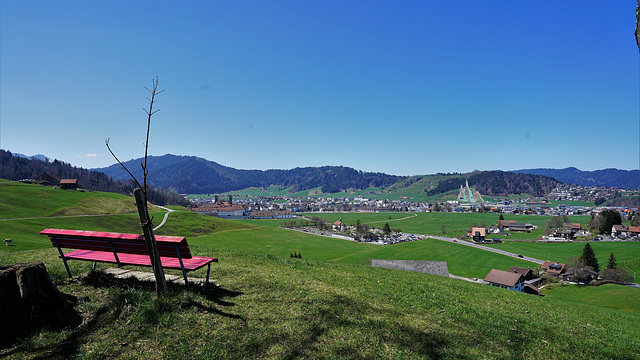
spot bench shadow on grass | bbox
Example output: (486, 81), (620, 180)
(12, 270), (244, 360)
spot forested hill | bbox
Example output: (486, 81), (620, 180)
(513, 167), (640, 189)
(424, 171), (561, 197)
(0, 150), (188, 206)
(97, 154), (405, 194)
(1, 150), (123, 192)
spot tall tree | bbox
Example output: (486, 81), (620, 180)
(599, 209), (622, 235)
(580, 242), (599, 273)
(383, 222), (391, 236)
(606, 252), (617, 270)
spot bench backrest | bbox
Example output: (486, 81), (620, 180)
(41, 229), (192, 259)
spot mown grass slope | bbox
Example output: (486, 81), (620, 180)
(0, 181), (143, 218)
(542, 283), (640, 313)
(2, 248), (639, 359)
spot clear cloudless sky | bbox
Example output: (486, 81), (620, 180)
(1, 1), (638, 175)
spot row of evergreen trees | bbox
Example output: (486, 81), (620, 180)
(572, 242), (630, 283)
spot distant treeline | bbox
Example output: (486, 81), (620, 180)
(601, 196), (640, 208)
(0, 150), (189, 206)
(426, 171), (560, 197)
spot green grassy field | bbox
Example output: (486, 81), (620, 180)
(2, 182), (640, 359)
(542, 284), (640, 313)
(542, 283), (640, 313)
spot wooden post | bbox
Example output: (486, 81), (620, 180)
(134, 188), (168, 296)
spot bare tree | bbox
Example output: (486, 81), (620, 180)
(106, 77), (165, 202)
(105, 77), (168, 296)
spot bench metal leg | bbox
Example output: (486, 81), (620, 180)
(206, 263), (211, 284)
(92, 262), (97, 270)
(53, 239), (72, 278)
(61, 255), (72, 278)
(182, 270), (189, 286)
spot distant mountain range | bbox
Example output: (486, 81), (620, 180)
(13, 153), (52, 163)
(512, 167), (639, 189)
(97, 154), (404, 194)
(96, 154), (565, 195)
(4, 150), (636, 197)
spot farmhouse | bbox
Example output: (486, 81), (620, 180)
(36, 173), (60, 186)
(541, 261), (566, 277)
(59, 179), (78, 189)
(497, 220), (535, 233)
(483, 269), (525, 292)
(470, 227), (486, 242)
(508, 266), (535, 280)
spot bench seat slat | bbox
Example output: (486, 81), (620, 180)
(63, 249), (217, 270)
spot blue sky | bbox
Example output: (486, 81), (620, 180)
(1, 1), (638, 175)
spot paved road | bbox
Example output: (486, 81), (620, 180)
(428, 235), (545, 265)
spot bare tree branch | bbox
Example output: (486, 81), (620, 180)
(142, 76), (165, 199)
(105, 76), (164, 203)
(105, 138), (143, 190)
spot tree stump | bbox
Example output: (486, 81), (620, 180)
(0, 262), (81, 349)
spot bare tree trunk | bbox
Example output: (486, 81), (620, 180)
(134, 188), (168, 296)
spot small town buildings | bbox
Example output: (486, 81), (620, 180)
(612, 225), (640, 239)
(249, 211), (294, 219)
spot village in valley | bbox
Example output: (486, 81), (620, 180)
(184, 181), (639, 297)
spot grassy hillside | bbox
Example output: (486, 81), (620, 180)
(2, 184), (640, 358)
(2, 248), (639, 359)
(0, 181), (161, 219)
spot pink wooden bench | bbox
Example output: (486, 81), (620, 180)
(41, 228), (218, 285)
